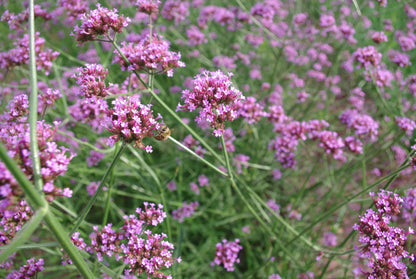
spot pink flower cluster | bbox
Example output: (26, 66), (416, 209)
(172, 201), (199, 223)
(105, 96), (163, 152)
(72, 4), (130, 45)
(0, 32), (59, 75)
(177, 70), (245, 137)
(211, 239), (243, 272)
(69, 203), (179, 278)
(5, 257), (44, 279)
(114, 34), (185, 77)
(353, 190), (414, 278)
(136, 0), (161, 16)
(72, 64), (110, 98)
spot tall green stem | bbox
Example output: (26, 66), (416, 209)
(102, 143), (120, 226)
(28, 0), (42, 192)
(0, 143), (94, 278)
(71, 143), (127, 235)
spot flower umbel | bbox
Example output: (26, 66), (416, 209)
(105, 96), (162, 152)
(177, 70), (245, 137)
(353, 190), (414, 278)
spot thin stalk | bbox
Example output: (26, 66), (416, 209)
(0, 207), (47, 263)
(0, 143), (94, 278)
(169, 136), (228, 177)
(56, 130), (115, 153)
(110, 38), (225, 165)
(70, 143), (127, 235)
(286, 162), (411, 246)
(102, 143), (120, 226)
(28, 0), (42, 192)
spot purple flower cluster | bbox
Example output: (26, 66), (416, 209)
(353, 190), (414, 278)
(69, 203), (179, 278)
(339, 109), (379, 142)
(402, 188), (416, 224)
(5, 257), (44, 279)
(0, 32), (59, 75)
(114, 34), (185, 77)
(72, 64), (110, 98)
(352, 46), (382, 69)
(135, 202), (167, 226)
(105, 96), (163, 152)
(0, 200), (32, 245)
(0, 121), (74, 201)
(177, 70), (245, 137)
(136, 0), (161, 16)
(172, 201), (199, 223)
(161, 0), (190, 25)
(72, 4), (130, 45)
(236, 96), (268, 124)
(70, 96), (109, 133)
(269, 118), (338, 168)
(211, 239), (243, 272)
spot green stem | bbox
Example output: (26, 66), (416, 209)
(168, 137), (228, 177)
(70, 143), (127, 235)
(55, 130), (115, 153)
(0, 207), (48, 263)
(28, 0), (42, 192)
(102, 143), (120, 226)
(0, 143), (94, 278)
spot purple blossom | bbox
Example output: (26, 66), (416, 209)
(395, 116), (416, 134)
(233, 154), (250, 174)
(176, 70), (245, 137)
(114, 34), (185, 77)
(161, 0), (190, 25)
(353, 190), (414, 278)
(70, 203), (179, 278)
(136, 0), (160, 16)
(171, 201), (199, 223)
(186, 25), (208, 46)
(372, 31), (388, 44)
(388, 49), (411, 67)
(339, 109), (379, 142)
(136, 202), (167, 226)
(0, 32), (59, 75)
(5, 258), (44, 279)
(236, 96), (268, 124)
(70, 96), (109, 133)
(211, 239), (243, 272)
(353, 46), (382, 69)
(321, 232), (337, 247)
(105, 96), (162, 152)
(72, 3), (130, 45)
(198, 174), (209, 187)
(72, 64), (109, 98)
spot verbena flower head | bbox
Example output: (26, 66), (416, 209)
(105, 95), (162, 152)
(72, 3), (130, 45)
(211, 239), (243, 272)
(136, 0), (161, 16)
(5, 257), (44, 279)
(135, 202), (167, 226)
(353, 190), (414, 278)
(172, 201), (199, 223)
(70, 203), (180, 278)
(176, 70), (245, 137)
(352, 46), (382, 69)
(72, 64), (109, 98)
(114, 34), (185, 77)
(0, 32), (59, 75)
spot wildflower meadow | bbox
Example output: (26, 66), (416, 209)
(1, 0), (416, 278)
